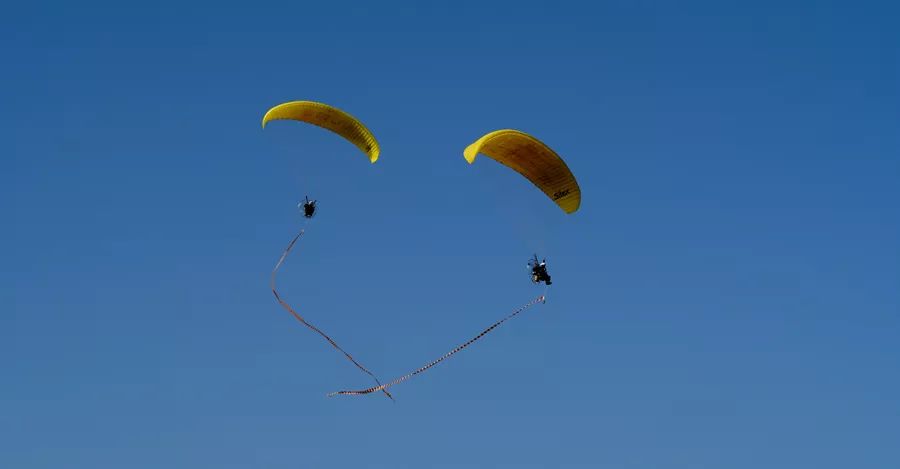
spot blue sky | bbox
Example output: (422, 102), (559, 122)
(4, 1), (899, 467)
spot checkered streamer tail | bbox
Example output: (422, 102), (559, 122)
(271, 220), (394, 401)
(328, 294), (547, 397)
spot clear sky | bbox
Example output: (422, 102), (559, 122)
(4, 1), (899, 468)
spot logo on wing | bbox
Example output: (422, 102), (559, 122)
(552, 189), (570, 200)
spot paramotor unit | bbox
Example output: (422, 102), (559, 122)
(299, 196), (317, 219)
(528, 254), (552, 286)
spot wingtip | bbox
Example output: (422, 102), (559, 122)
(463, 146), (478, 164)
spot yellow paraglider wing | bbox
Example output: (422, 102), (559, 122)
(262, 101), (380, 163)
(464, 129), (581, 213)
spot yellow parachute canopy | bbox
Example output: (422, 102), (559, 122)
(464, 129), (581, 214)
(262, 101), (380, 163)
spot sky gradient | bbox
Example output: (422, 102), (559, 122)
(4, 1), (899, 468)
